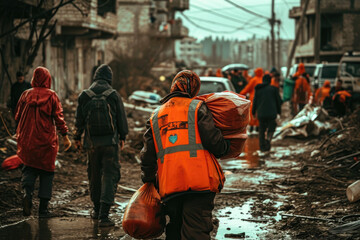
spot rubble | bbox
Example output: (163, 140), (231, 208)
(274, 104), (338, 139)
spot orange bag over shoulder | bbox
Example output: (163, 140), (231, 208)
(122, 183), (165, 239)
(195, 91), (250, 159)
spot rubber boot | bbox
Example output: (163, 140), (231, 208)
(91, 203), (100, 219)
(98, 203), (114, 227)
(39, 198), (51, 218)
(22, 193), (32, 216)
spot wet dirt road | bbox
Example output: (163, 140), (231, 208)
(1, 134), (357, 239)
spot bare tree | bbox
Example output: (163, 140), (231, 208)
(110, 36), (171, 96)
(0, 0), (89, 84)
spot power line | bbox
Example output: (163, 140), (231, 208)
(180, 12), (267, 34)
(281, 0), (291, 9)
(280, 24), (290, 39)
(191, 4), (270, 30)
(224, 0), (270, 20)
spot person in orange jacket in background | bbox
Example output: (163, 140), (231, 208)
(332, 89), (352, 116)
(242, 69), (252, 82)
(292, 73), (312, 115)
(314, 80), (331, 106)
(270, 68), (280, 89)
(240, 67), (263, 132)
(216, 68), (223, 77)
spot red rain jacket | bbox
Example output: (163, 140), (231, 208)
(15, 67), (68, 172)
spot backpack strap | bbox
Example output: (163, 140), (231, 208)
(102, 89), (116, 98)
(84, 89), (96, 98)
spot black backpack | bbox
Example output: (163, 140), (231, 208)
(83, 88), (116, 136)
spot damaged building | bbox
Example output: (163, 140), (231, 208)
(0, 0), (189, 104)
(290, 0), (360, 63)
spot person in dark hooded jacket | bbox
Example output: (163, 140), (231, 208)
(252, 74), (282, 152)
(16, 67), (71, 217)
(141, 70), (230, 240)
(74, 64), (128, 227)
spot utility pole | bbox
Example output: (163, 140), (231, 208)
(270, 0), (276, 68)
(277, 21), (281, 71)
(314, 0), (321, 63)
(286, 0), (310, 77)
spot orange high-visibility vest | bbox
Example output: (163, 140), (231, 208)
(150, 97), (225, 198)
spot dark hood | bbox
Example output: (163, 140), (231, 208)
(255, 74), (272, 90)
(93, 64), (113, 84)
(31, 67), (51, 88)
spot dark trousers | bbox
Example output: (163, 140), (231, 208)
(87, 145), (120, 206)
(259, 118), (277, 151)
(163, 192), (215, 240)
(21, 166), (54, 200)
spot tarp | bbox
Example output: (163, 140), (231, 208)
(274, 104), (334, 139)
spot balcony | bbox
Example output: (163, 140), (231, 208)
(56, 0), (117, 39)
(170, 0), (189, 11)
(171, 20), (188, 39)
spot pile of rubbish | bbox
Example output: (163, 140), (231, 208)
(274, 104), (339, 139)
(316, 107), (360, 163)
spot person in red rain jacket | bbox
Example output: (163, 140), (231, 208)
(15, 67), (71, 217)
(240, 67), (263, 132)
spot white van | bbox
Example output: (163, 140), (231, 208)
(336, 52), (360, 92)
(313, 63), (339, 88)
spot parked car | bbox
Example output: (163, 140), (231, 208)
(313, 63), (339, 88)
(198, 76), (236, 95)
(336, 52), (360, 93)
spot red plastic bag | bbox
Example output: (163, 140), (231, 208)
(1, 155), (23, 170)
(122, 183), (165, 239)
(195, 91), (251, 159)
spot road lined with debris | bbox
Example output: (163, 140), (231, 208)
(0, 100), (360, 239)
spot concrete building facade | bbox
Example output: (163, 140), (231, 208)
(289, 0), (360, 63)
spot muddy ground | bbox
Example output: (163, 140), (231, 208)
(0, 103), (360, 239)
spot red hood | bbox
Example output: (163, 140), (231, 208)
(31, 67), (51, 88)
(254, 68), (263, 77)
(297, 63), (305, 75)
(323, 80), (331, 88)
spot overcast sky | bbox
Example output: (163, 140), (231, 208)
(176, 0), (300, 41)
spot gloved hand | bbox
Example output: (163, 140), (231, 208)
(74, 140), (82, 151)
(63, 135), (72, 151)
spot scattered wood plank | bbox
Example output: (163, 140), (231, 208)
(281, 213), (336, 222)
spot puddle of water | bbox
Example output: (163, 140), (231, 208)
(221, 136), (260, 170)
(0, 217), (126, 240)
(215, 198), (283, 239)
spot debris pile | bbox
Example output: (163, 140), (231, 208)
(274, 104), (340, 139)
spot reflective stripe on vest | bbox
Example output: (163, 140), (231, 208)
(152, 99), (204, 163)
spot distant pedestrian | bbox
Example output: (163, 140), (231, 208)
(231, 69), (247, 93)
(332, 88), (352, 116)
(74, 64), (129, 227)
(10, 71), (31, 115)
(292, 70), (312, 115)
(240, 67), (264, 133)
(140, 70), (229, 240)
(314, 80), (331, 107)
(270, 71), (281, 89)
(242, 69), (252, 82)
(330, 79), (344, 97)
(16, 67), (71, 217)
(252, 74), (282, 152)
(216, 68), (223, 77)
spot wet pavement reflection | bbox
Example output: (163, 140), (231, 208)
(0, 217), (126, 240)
(220, 135), (260, 170)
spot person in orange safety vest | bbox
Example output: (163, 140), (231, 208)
(314, 80), (331, 106)
(240, 67), (264, 132)
(140, 70), (230, 240)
